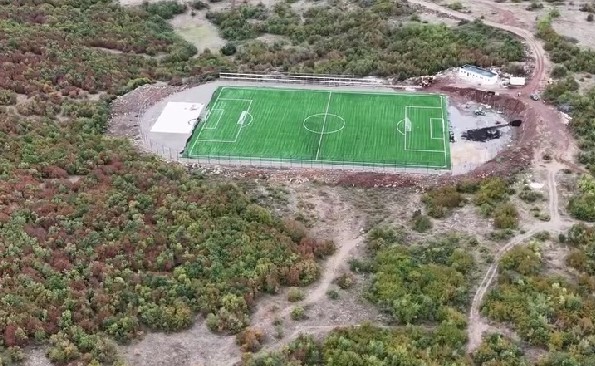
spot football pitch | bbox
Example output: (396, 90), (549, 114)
(183, 86), (451, 169)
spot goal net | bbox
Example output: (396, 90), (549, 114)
(404, 117), (412, 132)
(237, 111), (248, 125)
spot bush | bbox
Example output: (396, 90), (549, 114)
(334, 272), (355, 289)
(220, 42), (237, 56)
(287, 288), (305, 302)
(326, 289), (340, 300)
(474, 178), (509, 207)
(412, 214), (433, 233)
(588, 13), (594, 22)
(446, 2), (463, 11)
(551, 65), (568, 78)
(0, 89), (17, 106)
(290, 306), (306, 321)
(519, 187), (544, 203)
(142, 1), (186, 19)
(549, 8), (561, 18)
(500, 246), (541, 276)
(526, 1), (544, 10)
(422, 186), (464, 218)
(349, 258), (375, 273)
(568, 194), (595, 221)
(493, 202), (519, 229)
(190, 0), (209, 10)
(236, 327), (265, 352)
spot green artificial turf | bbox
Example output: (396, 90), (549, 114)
(183, 86), (451, 169)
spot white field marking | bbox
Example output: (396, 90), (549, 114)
(403, 105), (448, 153)
(203, 109), (224, 130)
(303, 113), (345, 135)
(315, 92), (333, 161)
(190, 154), (448, 169)
(191, 89), (225, 153)
(441, 96), (448, 165)
(240, 112), (254, 127)
(430, 118), (445, 140)
(395, 120), (405, 136)
(194, 98), (253, 144)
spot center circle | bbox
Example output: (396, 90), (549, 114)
(303, 114), (345, 135)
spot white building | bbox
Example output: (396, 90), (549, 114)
(458, 65), (499, 85)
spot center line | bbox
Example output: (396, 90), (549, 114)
(315, 92), (332, 161)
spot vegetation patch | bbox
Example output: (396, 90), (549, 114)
(365, 230), (475, 324)
(482, 231), (595, 363)
(422, 185), (465, 218)
(471, 333), (529, 365)
(568, 175), (595, 221)
(207, 2), (524, 77)
(243, 324), (468, 365)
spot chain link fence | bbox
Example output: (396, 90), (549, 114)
(138, 131), (461, 174)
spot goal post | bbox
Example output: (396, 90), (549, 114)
(404, 117), (412, 132)
(237, 111), (248, 125)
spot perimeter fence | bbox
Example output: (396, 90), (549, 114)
(137, 131), (458, 175)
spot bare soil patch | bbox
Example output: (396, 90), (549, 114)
(120, 321), (239, 366)
(552, 2), (595, 50)
(171, 11), (226, 54)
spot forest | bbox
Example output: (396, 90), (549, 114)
(207, 1), (525, 78)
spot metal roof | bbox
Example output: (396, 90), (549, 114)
(461, 64), (497, 77)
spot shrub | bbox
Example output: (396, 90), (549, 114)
(412, 214), (433, 233)
(326, 289), (340, 300)
(526, 1), (544, 10)
(519, 187), (544, 203)
(493, 202), (519, 229)
(446, 2), (463, 11)
(190, 0), (209, 10)
(334, 272), (355, 289)
(569, 194), (595, 221)
(500, 246), (541, 276)
(236, 327), (265, 352)
(551, 65), (568, 78)
(205, 294), (250, 333)
(549, 8), (561, 18)
(287, 288), (305, 302)
(474, 178), (509, 207)
(588, 13), (594, 22)
(290, 306), (306, 321)
(220, 42), (237, 56)
(283, 218), (307, 242)
(422, 186), (464, 218)
(349, 258), (375, 273)
(0, 89), (17, 106)
(142, 1), (186, 19)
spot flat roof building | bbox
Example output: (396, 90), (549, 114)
(458, 65), (499, 85)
